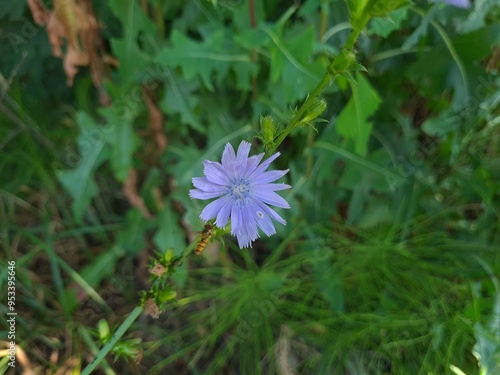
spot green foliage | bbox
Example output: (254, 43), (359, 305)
(368, 5), (410, 37)
(156, 30), (255, 92)
(1, 0), (499, 374)
(108, 0), (157, 90)
(336, 73), (381, 156)
(58, 112), (109, 222)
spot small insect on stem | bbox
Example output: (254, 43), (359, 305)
(195, 224), (215, 255)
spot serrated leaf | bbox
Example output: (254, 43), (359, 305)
(402, 6), (438, 50)
(160, 75), (204, 132)
(336, 73), (381, 156)
(264, 25), (325, 105)
(233, 27), (269, 50)
(368, 6), (410, 38)
(58, 112), (109, 222)
(461, 0), (497, 33)
(155, 30), (254, 92)
(108, 0), (156, 89)
(99, 107), (139, 182)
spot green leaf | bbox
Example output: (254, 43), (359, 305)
(236, 10), (324, 106)
(153, 204), (188, 288)
(99, 107), (139, 182)
(80, 245), (125, 289)
(153, 205), (185, 256)
(407, 24), (500, 109)
(336, 73), (381, 156)
(117, 209), (153, 254)
(155, 30), (254, 92)
(402, 6), (438, 50)
(160, 75), (204, 132)
(313, 262), (344, 312)
(264, 25), (325, 106)
(368, 6), (410, 38)
(58, 112), (109, 222)
(473, 322), (500, 374)
(338, 148), (395, 193)
(108, 0), (156, 89)
(461, 0), (498, 33)
(421, 110), (459, 137)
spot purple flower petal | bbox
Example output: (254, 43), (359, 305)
(252, 183), (291, 191)
(200, 198), (226, 221)
(254, 199), (286, 226)
(190, 189), (224, 200)
(247, 152), (281, 181)
(251, 190), (290, 209)
(215, 195), (232, 228)
(238, 203), (260, 246)
(252, 170), (289, 184)
(221, 143), (237, 174)
(252, 207), (276, 236)
(243, 154), (265, 177)
(192, 177), (226, 193)
(203, 161), (230, 185)
(235, 141), (251, 179)
(230, 204), (242, 236)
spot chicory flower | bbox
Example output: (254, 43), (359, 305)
(190, 141), (291, 248)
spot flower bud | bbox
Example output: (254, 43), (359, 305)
(329, 49), (357, 76)
(97, 319), (111, 340)
(157, 289), (177, 304)
(299, 99), (327, 126)
(260, 115), (277, 144)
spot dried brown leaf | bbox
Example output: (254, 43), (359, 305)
(123, 169), (154, 219)
(27, 0), (50, 25)
(28, 0), (112, 96)
(144, 90), (168, 152)
(64, 46), (89, 86)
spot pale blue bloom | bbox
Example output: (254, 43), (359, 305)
(190, 141), (291, 248)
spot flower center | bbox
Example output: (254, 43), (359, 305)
(227, 178), (250, 205)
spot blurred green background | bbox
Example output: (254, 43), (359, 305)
(1, 0), (499, 374)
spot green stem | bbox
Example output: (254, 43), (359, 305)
(81, 306), (144, 375)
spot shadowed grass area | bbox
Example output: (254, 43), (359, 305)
(141, 222), (498, 374)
